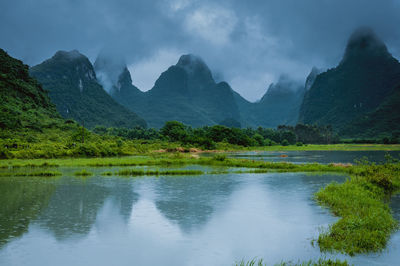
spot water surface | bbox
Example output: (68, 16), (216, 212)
(225, 150), (400, 164)
(0, 169), (399, 266)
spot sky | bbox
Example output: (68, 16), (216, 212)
(1, 0), (400, 102)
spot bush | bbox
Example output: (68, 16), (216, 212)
(253, 134), (264, 146)
(281, 139), (289, 146)
(264, 138), (273, 146)
(0, 146), (12, 159)
(213, 154), (227, 161)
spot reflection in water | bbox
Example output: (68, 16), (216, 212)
(154, 175), (239, 232)
(36, 176), (139, 240)
(226, 150), (400, 164)
(0, 176), (56, 247)
(0, 172), (399, 266)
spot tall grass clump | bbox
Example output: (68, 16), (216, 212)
(234, 258), (349, 266)
(10, 171), (62, 177)
(115, 169), (204, 176)
(74, 169), (93, 176)
(315, 160), (400, 255)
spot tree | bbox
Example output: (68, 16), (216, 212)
(160, 121), (188, 142)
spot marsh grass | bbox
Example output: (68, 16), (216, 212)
(234, 258), (349, 266)
(74, 169), (93, 176)
(115, 169), (204, 176)
(0, 155), (350, 174)
(0, 170), (62, 177)
(315, 162), (400, 255)
(102, 171), (113, 176)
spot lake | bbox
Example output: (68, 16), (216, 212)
(0, 168), (399, 266)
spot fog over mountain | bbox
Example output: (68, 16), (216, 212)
(1, 0), (400, 101)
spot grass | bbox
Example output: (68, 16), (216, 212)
(0, 170), (61, 177)
(102, 171), (113, 176)
(114, 169), (204, 176)
(0, 154), (352, 172)
(315, 162), (400, 255)
(234, 258), (350, 266)
(74, 169), (93, 176)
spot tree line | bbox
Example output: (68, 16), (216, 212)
(93, 121), (340, 149)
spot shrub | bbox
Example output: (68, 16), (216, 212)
(281, 139), (289, 146)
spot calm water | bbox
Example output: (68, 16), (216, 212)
(0, 169), (399, 266)
(226, 150), (400, 164)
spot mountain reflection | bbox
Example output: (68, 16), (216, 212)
(153, 174), (239, 232)
(36, 177), (139, 240)
(0, 176), (56, 246)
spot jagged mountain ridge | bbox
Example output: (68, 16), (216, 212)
(95, 54), (305, 128)
(234, 75), (306, 128)
(30, 50), (147, 129)
(95, 54), (242, 128)
(299, 27), (400, 135)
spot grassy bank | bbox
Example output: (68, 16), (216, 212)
(0, 170), (62, 177)
(0, 154), (351, 173)
(315, 162), (400, 255)
(2, 135), (400, 160)
(74, 169), (93, 176)
(113, 169), (204, 176)
(234, 258), (349, 266)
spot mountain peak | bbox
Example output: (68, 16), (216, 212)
(94, 52), (132, 93)
(53, 50), (87, 61)
(305, 67), (321, 91)
(264, 75), (301, 97)
(176, 54), (213, 79)
(34, 50), (96, 82)
(342, 27), (389, 63)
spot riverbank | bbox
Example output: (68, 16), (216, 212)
(2, 138), (400, 159)
(214, 143), (400, 152)
(315, 161), (400, 255)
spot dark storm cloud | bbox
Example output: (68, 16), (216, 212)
(1, 0), (400, 101)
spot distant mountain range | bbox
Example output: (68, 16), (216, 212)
(1, 27), (399, 138)
(95, 53), (306, 128)
(95, 54), (242, 128)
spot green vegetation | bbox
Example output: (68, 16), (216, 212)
(315, 160), (400, 255)
(0, 48), (65, 132)
(0, 171), (61, 177)
(74, 169), (93, 176)
(234, 258), (349, 266)
(114, 169), (203, 176)
(95, 121), (341, 150)
(0, 48), (150, 160)
(0, 154), (351, 171)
